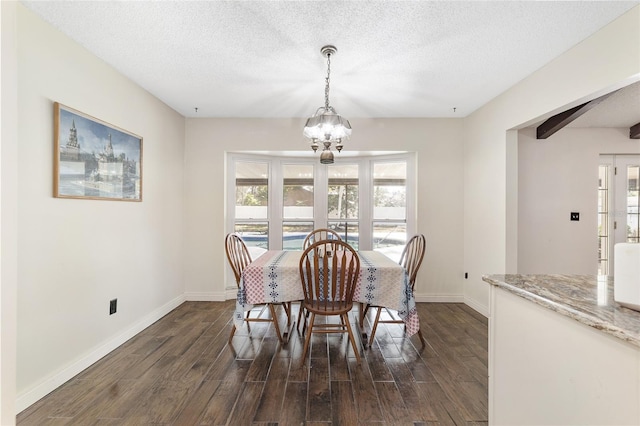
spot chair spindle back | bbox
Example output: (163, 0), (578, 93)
(225, 233), (252, 288)
(299, 240), (360, 312)
(399, 234), (426, 289)
(302, 228), (342, 249)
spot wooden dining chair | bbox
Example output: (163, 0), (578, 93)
(302, 228), (342, 249)
(297, 228), (343, 333)
(364, 234), (426, 348)
(225, 233), (290, 345)
(299, 239), (362, 366)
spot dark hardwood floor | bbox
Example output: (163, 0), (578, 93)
(17, 301), (488, 425)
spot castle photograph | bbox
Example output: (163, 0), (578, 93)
(55, 103), (142, 201)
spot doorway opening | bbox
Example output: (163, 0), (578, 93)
(598, 155), (640, 275)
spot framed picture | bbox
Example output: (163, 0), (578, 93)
(54, 102), (143, 201)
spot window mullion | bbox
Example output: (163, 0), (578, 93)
(359, 158), (372, 250)
(406, 152), (417, 237)
(270, 159), (283, 249)
(226, 155), (237, 235)
(315, 163), (328, 229)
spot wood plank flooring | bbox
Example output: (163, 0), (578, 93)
(17, 301), (488, 425)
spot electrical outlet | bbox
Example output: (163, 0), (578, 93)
(570, 212), (580, 221)
(109, 298), (117, 315)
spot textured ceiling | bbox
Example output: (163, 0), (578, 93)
(22, 0), (640, 123)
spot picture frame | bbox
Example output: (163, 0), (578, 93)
(54, 102), (143, 201)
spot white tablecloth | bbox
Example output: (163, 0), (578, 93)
(234, 250), (420, 336)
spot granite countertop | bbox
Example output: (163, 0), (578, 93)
(483, 274), (640, 348)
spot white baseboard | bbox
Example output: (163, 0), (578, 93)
(184, 288), (237, 301)
(16, 294), (186, 413)
(184, 291), (227, 301)
(413, 293), (489, 318)
(463, 296), (489, 317)
(225, 288), (238, 300)
(414, 293), (464, 303)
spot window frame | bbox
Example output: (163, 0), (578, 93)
(370, 158), (414, 256)
(327, 161), (362, 248)
(282, 162), (316, 250)
(226, 152), (416, 253)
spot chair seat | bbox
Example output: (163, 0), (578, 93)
(303, 300), (353, 315)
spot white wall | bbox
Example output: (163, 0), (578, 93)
(1, 2), (19, 424)
(12, 4), (186, 412)
(183, 118), (465, 303)
(518, 127), (640, 274)
(463, 6), (640, 315)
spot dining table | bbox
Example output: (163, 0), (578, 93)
(234, 249), (420, 344)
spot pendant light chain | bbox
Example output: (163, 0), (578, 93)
(324, 52), (331, 110)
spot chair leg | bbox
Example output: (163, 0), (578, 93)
(296, 303), (305, 333)
(297, 306), (310, 336)
(343, 313), (361, 365)
(283, 302), (292, 326)
(268, 304), (285, 344)
(368, 306), (383, 348)
(245, 310), (251, 333)
(359, 302), (370, 328)
(300, 312), (315, 367)
(302, 310), (310, 335)
(417, 327), (426, 348)
(228, 324), (236, 345)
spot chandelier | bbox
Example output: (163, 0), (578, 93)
(303, 45), (352, 164)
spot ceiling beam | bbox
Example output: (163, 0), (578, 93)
(630, 122), (640, 139)
(536, 91), (616, 139)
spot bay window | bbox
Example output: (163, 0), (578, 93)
(227, 153), (415, 257)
